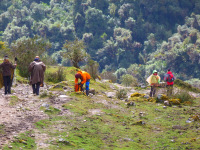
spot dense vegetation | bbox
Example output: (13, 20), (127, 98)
(1, 0), (200, 82)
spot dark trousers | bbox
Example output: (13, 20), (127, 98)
(32, 82), (41, 95)
(167, 85), (173, 97)
(3, 76), (11, 95)
(150, 86), (157, 97)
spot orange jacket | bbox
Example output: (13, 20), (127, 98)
(75, 71), (91, 84)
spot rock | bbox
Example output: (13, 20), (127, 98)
(127, 101), (136, 106)
(123, 138), (134, 142)
(163, 106), (167, 109)
(157, 94), (162, 100)
(164, 100), (170, 106)
(106, 92), (116, 98)
(172, 125), (184, 130)
(42, 103), (49, 109)
(89, 89), (96, 95)
(58, 138), (70, 145)
(59, 95), (69, 98)
(144, 95), (149, 99)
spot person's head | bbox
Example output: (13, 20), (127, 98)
(35, 56), (40, 59)
(153, 70), (158, 75)
(75, 73), (81, 79)
(4, 55), (9, 62)
(168, 69), (171, 72)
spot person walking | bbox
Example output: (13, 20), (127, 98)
(75, 70), (91, 96)
(28, 56), (46, 95)
(164, 69), (175, 96)
(0, 56), (17, 95)
(147, 70), (160, 97)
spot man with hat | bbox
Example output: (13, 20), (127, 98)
(28, 56), (46, 95)
(75, 70), (91, 96)
(0, 55), (17, 95)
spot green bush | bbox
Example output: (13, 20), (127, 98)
(121, 74), (137, 87)
(45, 67), (66, 83)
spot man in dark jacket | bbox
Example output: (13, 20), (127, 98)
(164, 69), (175, 96)
(0, 56), (17, 95)
(28, 56), (46, 95)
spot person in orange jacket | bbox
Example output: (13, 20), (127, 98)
(75, 70), (91, 96)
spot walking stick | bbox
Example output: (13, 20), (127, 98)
(13, 57), (17, 85)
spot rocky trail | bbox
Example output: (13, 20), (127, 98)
(0, 83), (76, 148)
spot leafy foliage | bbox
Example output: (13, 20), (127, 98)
(62, 38), (89, 68)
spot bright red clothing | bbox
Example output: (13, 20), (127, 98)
(164, 71), (174, 85)
(75, 71), (91, 84)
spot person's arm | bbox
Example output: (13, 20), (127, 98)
(28, 62), (34, 72)
(42, 63), (46, 71)
(81, 74), (86, 84)
(75, 78), (78, 84)
(10, 63), (16, 69)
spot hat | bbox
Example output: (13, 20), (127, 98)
(75, 73), (81, 78)
(34, 58), (39, 61)
(153, 70), (157, 73)
(4, 55), (8, 59)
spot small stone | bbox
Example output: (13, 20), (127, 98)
(163, 106), (167, 109)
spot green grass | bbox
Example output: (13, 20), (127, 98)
(3, 131), (36, 150)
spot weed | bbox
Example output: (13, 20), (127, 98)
(116, 89), (127, 99)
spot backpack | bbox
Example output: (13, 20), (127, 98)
(166, 74), (174, 82)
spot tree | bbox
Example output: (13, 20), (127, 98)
(85, 7), (107, 35)
(62, 38), (89, 68)
(9, 36), (51, 77)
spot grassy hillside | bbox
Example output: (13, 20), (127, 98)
(2, 66), (200, 150)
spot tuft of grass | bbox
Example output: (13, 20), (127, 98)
(9, 96), (22, 106)
(116, 89), (127, 99)
(0, 124), (5, 135)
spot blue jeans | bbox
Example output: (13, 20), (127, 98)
(32, 82), (41, 95)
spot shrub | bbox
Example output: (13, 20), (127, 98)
(173, 90), (194, 103)
(45, 67), (65, 83)
(121, 74), (137, 87)
(116, 89), (127, 99)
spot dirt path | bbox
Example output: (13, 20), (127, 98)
(0, 84), (49, 148)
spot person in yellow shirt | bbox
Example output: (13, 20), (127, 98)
(148, 70), (160, 97)
(75, 70), (91, 96)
